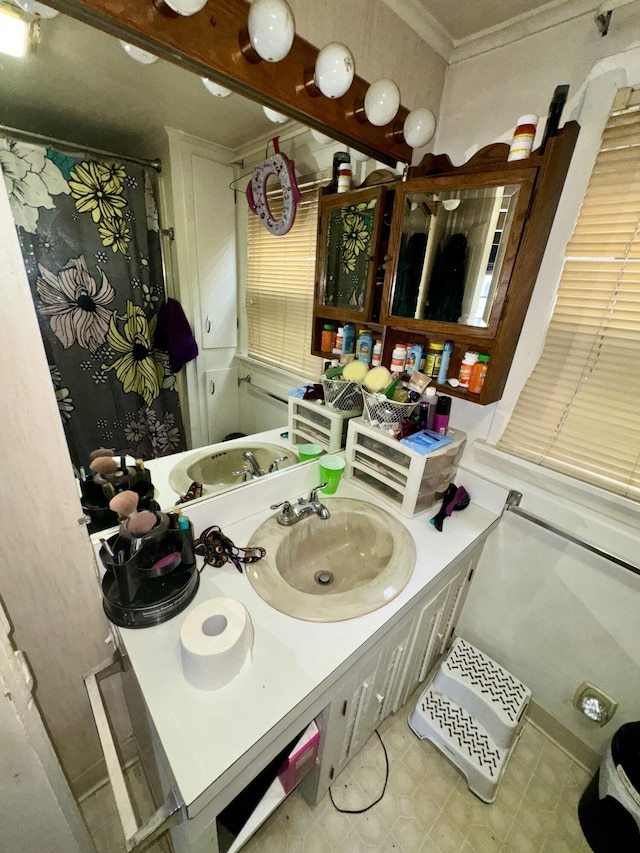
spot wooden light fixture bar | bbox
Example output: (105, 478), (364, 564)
(44, 0), (413, 166)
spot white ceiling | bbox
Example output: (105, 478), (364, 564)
(417, 0), (571, 42)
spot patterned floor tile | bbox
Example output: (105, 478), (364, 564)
(80, 698), (593, 853)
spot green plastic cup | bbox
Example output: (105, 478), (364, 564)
(298, 443), (324, 462)
(318, 455), (346, 495)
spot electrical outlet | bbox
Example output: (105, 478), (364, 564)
(573, 682), (618, 726)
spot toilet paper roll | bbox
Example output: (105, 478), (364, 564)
(180, 598), (253, 690)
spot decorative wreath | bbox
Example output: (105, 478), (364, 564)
(246, 137), (301, 236)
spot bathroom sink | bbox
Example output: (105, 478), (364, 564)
(169, 444), (298, 498)
(246, 498), (416, 622)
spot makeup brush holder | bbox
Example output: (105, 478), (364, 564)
(99, 522), (196, 607)
(81, 466), (158, 534)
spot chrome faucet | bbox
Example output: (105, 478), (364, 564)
(242, 450), (266, 478)
(271, 485), (330, 526)
(234, 452), (288, 482)
(268, 456), (288, 474)
(232, 468), (254, 482)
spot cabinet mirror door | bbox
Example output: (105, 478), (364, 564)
(315, 185), (387, 323)
(381, 171), (535, 335)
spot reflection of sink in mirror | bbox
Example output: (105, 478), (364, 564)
(246, 498), (416, 622)
(169, 443), (298, 499)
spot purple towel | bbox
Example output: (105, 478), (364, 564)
(156, 298), (198, 372)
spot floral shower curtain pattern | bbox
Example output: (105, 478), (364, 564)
(0, 136), (186, 469)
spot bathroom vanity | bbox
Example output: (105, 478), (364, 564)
(89, 459), (507, 853)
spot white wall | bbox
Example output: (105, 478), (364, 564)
(436, 6), (640, 759)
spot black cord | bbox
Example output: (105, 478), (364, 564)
(329, 729), (389, 814)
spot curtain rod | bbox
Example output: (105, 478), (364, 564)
(505, 491), (640, 578)
(0, 124), (162, 173)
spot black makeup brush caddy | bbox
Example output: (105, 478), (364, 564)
(99, 511), (199, 629)
(81, 464), (159, 534)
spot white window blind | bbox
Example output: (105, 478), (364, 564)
(497, 93), (640, 501)
(246, 183), (323, 378)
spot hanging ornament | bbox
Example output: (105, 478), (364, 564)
(246, 138), (301, 236)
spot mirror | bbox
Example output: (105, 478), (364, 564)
(385, 177), (528, 330)
(0, 10), (370, 520)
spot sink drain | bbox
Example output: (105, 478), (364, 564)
(314, 571), (334, 586)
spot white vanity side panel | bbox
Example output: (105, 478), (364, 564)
(0, 171), (112, 787)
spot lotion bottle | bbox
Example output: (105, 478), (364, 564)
(437, 340), (455, 385)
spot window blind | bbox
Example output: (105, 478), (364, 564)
(497, 95), (640, 501)
(246, 183), (323, 378)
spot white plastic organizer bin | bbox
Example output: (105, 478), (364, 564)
(288, 397), (360, 453)
(344, 418), (466, 517)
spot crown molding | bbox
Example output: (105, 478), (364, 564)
(381, 0), (454, 62)
(449, 0), (599, 64)
(384, 0), (608, 67)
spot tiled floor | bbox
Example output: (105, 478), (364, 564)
(80, 691), (593, 853)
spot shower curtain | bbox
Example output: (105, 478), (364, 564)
(0, 136), (186, 469)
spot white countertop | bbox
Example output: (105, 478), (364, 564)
(114, 460), (507, 817)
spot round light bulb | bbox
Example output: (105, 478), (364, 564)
(248, 0), (295, 63)
(403, 108), (436, 148)
(119, 42), (158, 65)
(262, 106), (287, 124)
(349, 148), (369, 163)
(162, 0), (207, 15)
(364, 78), (400, 127)
(310, 129), (334, 145)
(13, 0), (58, 16)
(442, 198), (461, 211)
(202, 78), (232, 97)
(314, 42), (355, 99)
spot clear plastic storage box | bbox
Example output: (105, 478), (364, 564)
(288, 397), (361, 453)
(344, 418), (467, 517)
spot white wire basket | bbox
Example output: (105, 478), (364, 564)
(362, 389), (418, 431)
(321, 378), (363, 413)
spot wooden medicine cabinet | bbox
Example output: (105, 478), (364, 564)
(311, 121), (579, 405)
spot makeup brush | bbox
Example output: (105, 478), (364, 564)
(89, 447), (116, 462)
(127, 510), (159, 553)
(99, 537), (116, 561)
(90, 456), (119, 480)
(109, 490), (139, 520)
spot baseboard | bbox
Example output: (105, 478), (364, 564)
(73, 735), (139, 801)
(527, 701), (600, 773)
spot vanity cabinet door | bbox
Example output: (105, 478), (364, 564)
(438, 549), (480, 656)
(397, 546), (481, 709)
(370, 620), (414, 728)
(313, 650), (381, 800)
(397, 582), (451, 710)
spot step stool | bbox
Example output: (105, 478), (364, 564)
(408, 638), (531, 803)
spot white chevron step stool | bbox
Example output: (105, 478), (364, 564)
(434, 638), (531, 748)
(408, 639), (531, 803)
